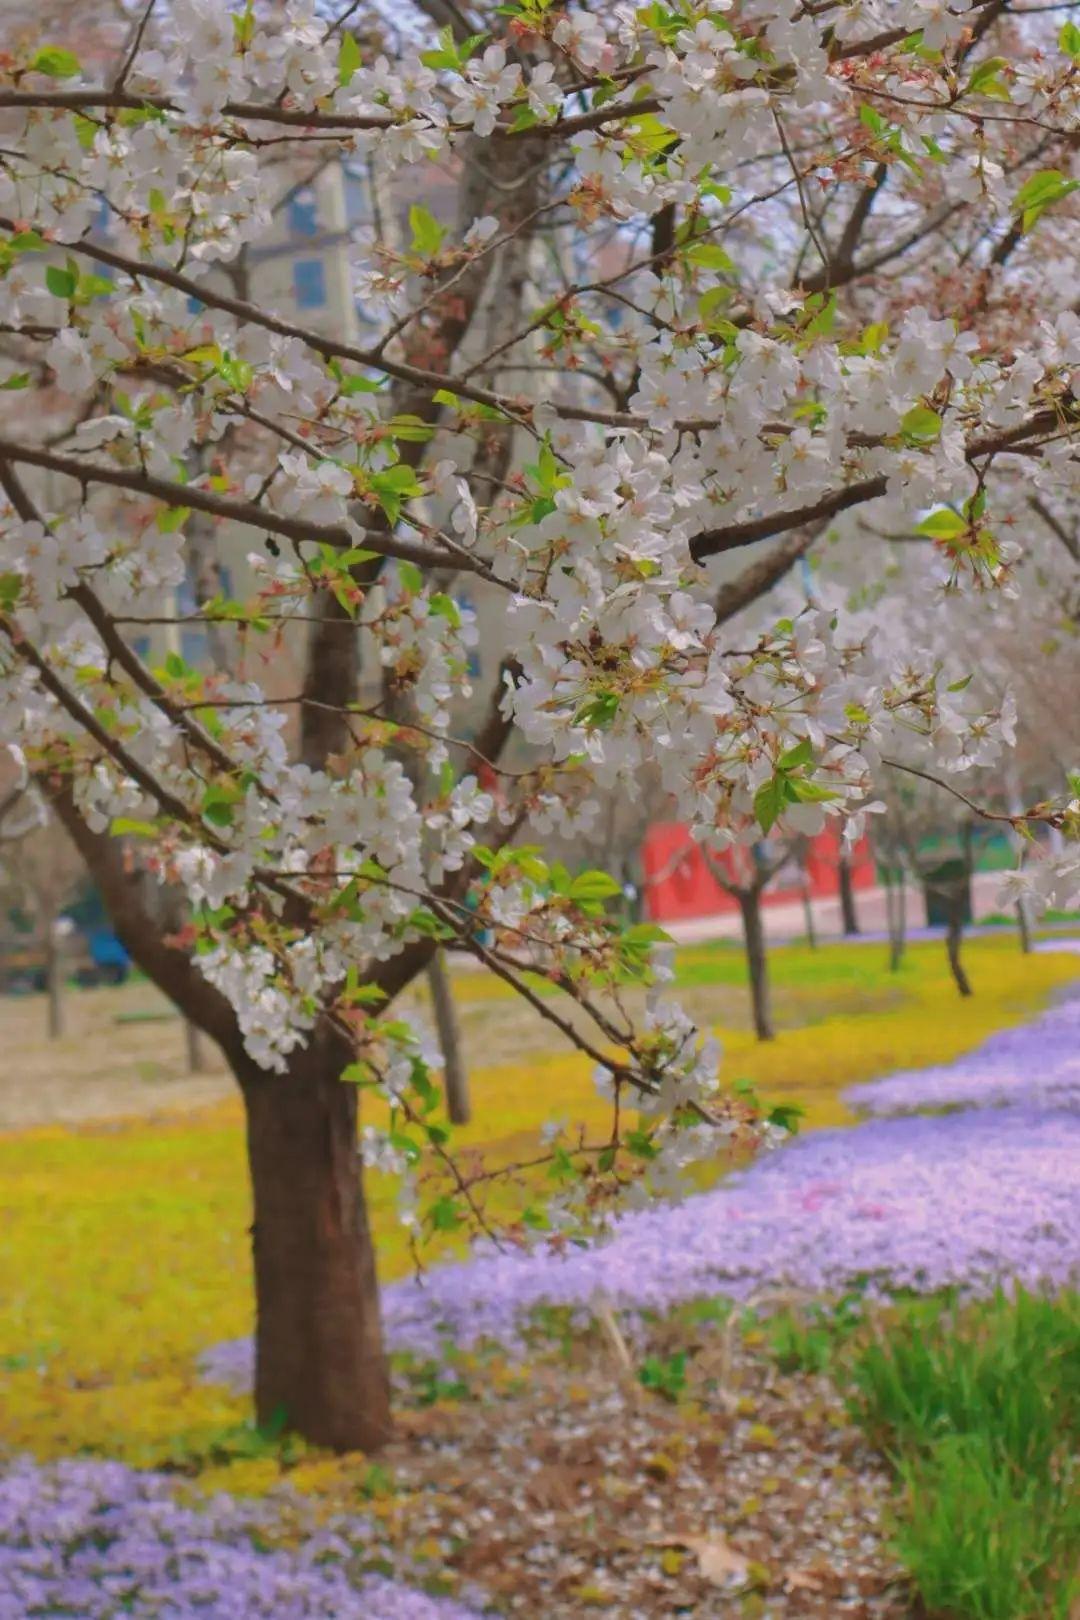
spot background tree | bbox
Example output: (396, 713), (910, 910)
(0, 765), (85, 1037)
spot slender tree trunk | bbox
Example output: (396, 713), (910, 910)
(800, 876), (817, 949)
(738, 886), (774, 1041)
(945, 900), (972, 997)
(891, 873), (907, 972)
(1016, 900), (1033, 955)
(185, 1019), (207, 1073)
(837, 851), (860, 935)
(45, 915), (64, 1039)
(239, 1035), (392, 1452)
(426, 950), (469, 1125)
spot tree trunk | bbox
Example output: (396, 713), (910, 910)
(890, 872), (907, 973)
(1015, 899), (1032, 955)
(838, 851), (860, 935)
(48, 787), (394, 1453)
(800, 878), (817, 949)
(45, 916), (64, 1039)
(185, 1019), (207, 1073)
(945, 902), (972, 998)
(238, 1036), (392, 1452)
(738, 887), (774, 1041)
(426, 950), (470, 1125)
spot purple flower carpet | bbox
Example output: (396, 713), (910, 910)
(5, 987), (1077, 1618)
(0, 1457), (485, 1620)
(203, 989), (1080, 1386)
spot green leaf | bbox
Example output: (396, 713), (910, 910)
(964, 57), (1010, 101)
(337, 29), (362, 85)
(218, 353), (253, 392)
(76, 272), (115, 302)
(777, 738), (813, 771)
(916, 507), (968, 541)
(766, 1103), (805, 1135)
(568, 869), (622, 903)
(109, 816), (159, 839)
(28, 45), (81, 78)
(156, 505), (190, 533)
(754, 774), (791, 834)
(788, 778), (839, 804)
(409, 204), (446, 257)
(428, 1195), (462, 1232)
(573, 690), (619, 730)
(397, 560), (424, 594)
(899, 404), (942, 444)
(1059, 19), (1080, 61)
(686, 242), (733, 272)
(1013, 169), (1079, 232)
(428, 592), (461, 627)
(7, 230), (46, 254)
(337, 371), (383, 396)
(232, 0), (255, 47)
(803, 290), (837, 340)
(0, 373), (30, 391)
(45, 264), (77, 299)
(387, 413), (434, 442)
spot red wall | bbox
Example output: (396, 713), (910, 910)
(641, 824), (874, 924)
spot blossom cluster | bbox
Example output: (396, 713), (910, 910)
(1, 0), (1078, 1217)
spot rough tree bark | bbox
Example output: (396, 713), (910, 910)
(240, 1031), (391, 1450)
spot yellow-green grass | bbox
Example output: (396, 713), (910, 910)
(0, 936), (1076, 1480)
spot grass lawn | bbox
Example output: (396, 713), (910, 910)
(0, 934), (1076, 1472)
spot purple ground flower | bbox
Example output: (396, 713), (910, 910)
(202, 991), (1080, 1386)
(0, 1457), (485, 1620)
(203, 1099), (1080, 1381)
(846, 992), (1080, 1117)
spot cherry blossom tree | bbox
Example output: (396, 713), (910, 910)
(1, 0), (1079, 1449)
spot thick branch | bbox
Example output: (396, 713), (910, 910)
(714, 529), (821, 626)
(0, 435), (496, 579)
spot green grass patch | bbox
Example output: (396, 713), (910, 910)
(847, 1289), (1080, 1620)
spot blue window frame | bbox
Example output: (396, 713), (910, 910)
(288, 191), (319, 237)
(293, 258), (326, 310)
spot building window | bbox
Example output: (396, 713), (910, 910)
(288, 191), (319, 237)
(181, 628), (209, 666)
(187, 295), (205, 315)
(293, 258), (326, 310)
